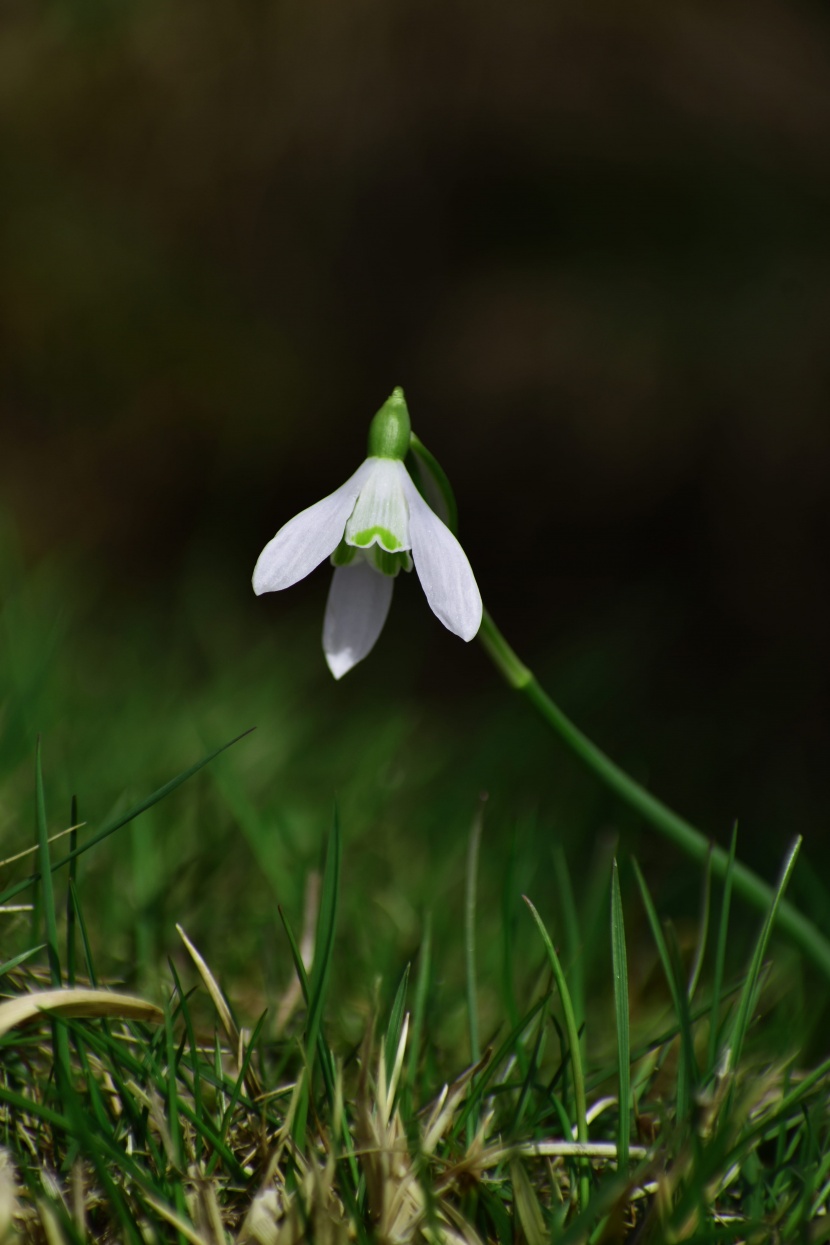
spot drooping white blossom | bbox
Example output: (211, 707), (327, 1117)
(253, 389), (481, 678)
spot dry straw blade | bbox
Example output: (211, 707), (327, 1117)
(177, 923), (264, 1103)
(0, 987), (162, 1038)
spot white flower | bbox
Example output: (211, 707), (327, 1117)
(252, 395), (482, 678)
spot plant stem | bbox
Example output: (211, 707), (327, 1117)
(478, 609), (830, 979)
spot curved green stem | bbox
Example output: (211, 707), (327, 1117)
(478, 610), (830, 979)
(408, 434), (458, 533)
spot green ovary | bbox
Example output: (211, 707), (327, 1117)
(349, 526), (402, 551)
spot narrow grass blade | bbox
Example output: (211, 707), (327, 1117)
(553, 844), (585, 1051)
(511, 1159), (548, 1245)
(384, 962), (409, 1097)
(501, 828), (522, 1032)
(278, 903), (311, 1003)
(481, 1183), (514, 1245)
(35, 741), (73, 1127)
(168, 959), (204, 1123)
(454, 993), (549, 1138)
(510, 1004), (547, 1136)
(277, 901), (360, 1193)
(0, 946), (45, 979)
(523, 894), (590, 1212)
(66, 795), (78, 986)
(278, 901), (338, 1105)
(0, 729), (255, 906)
(687, 845), (713, 1003)
(141, 1195), (208, 1245)
(406, 913), (431, 1097)
(220, 1011), (268, 1144)
(69, 879), (98, 988)
(164, 1003), (184, 1173)
(465, 802), (484, 1063)
(0, 1083), (69, 1132)
(286, 808), (341, 1148)
(708, 823), (738, 1076)
(306, 806), (341, 1076)
(35, 742), (61, 990)
(727, 836), (801, 1081)
(665, 919), (699, 1119)
(610, 859), (630, 1175)
(632, 858), (697, 1120)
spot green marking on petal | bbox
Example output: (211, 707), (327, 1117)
(349, 526), (402, 551)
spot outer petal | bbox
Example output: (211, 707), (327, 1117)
(252, 460), (374, 594)
(323, 561), (394, 679)
(401, 472), (483, 641)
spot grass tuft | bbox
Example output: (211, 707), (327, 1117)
(0, 739), (827, 1241)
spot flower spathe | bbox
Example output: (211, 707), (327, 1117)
(252, 390), (482, 678)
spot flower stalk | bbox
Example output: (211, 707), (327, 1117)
(479, 610), (830, 980)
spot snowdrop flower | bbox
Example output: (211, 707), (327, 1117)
(253, 387), (482, 678)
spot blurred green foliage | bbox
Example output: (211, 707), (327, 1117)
(1, 514), (825, 1059)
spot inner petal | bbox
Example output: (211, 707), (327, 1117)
(370, 546), (413, 577)
(345, 458), (411, 553)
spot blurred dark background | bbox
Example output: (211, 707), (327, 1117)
(2, 0), (830, 947)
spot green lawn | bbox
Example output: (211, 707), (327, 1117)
(1, 526), (828, 1243)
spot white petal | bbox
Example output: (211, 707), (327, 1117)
(401, 472), (483, 641)
(344, 458), (411, 553)
(323, 561), (394, 679)
(252, 460), (374, 594)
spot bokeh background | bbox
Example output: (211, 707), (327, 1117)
(2, 0), (829, 1022)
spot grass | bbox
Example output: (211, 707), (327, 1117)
(1, 745), (829, 1243)
(2, 531), (830, 1240)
